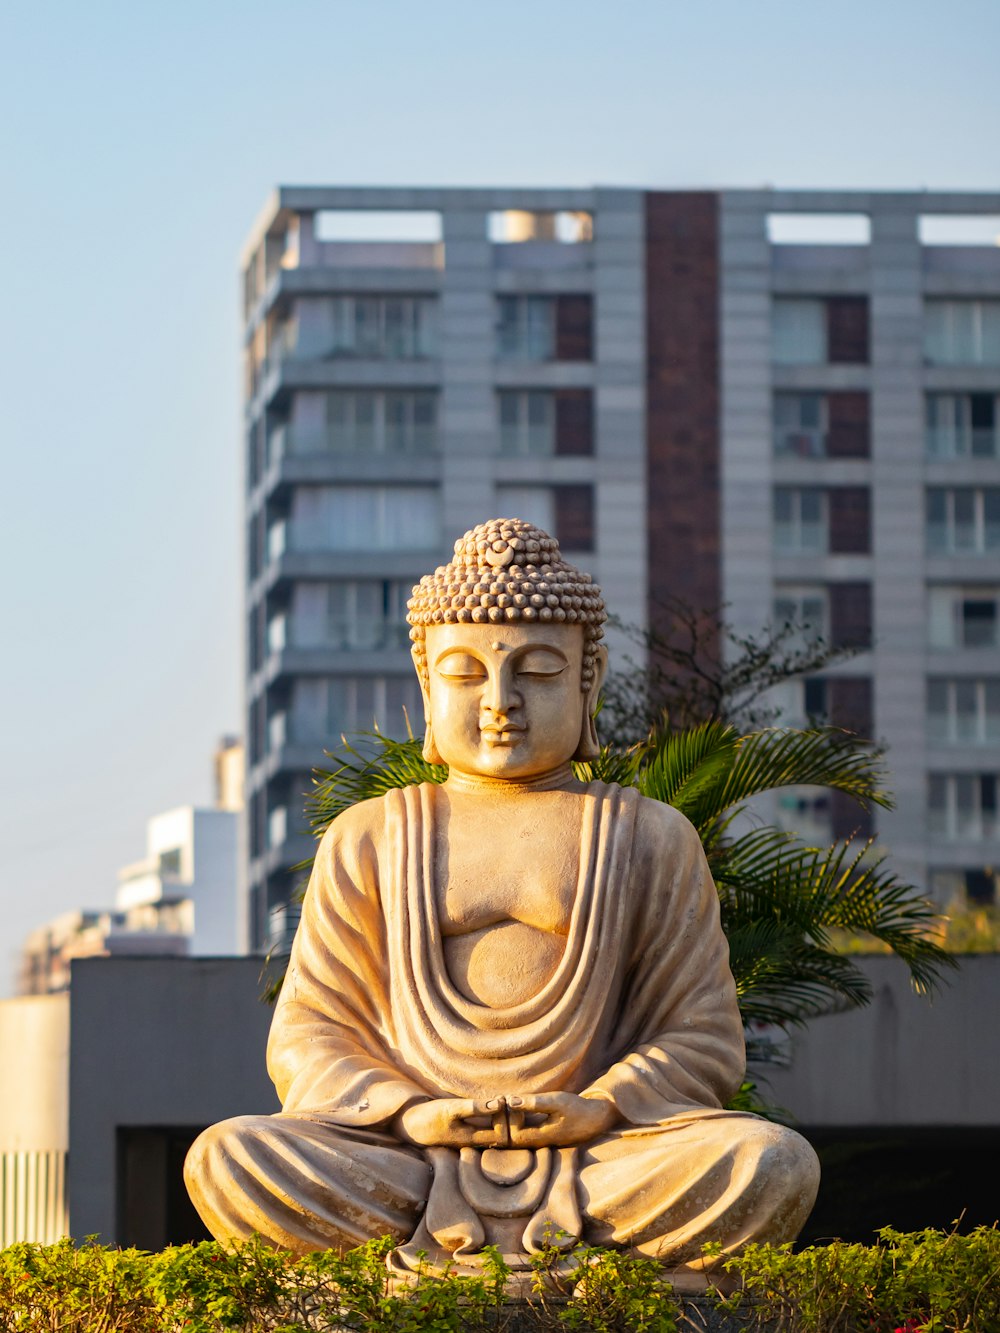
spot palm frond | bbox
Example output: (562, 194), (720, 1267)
(635, 720), (739, 838)
(574, 742), (645, 788)
(727, 921), (874, 1025)
(306, 733), (446, 839)
(706, 726), (891, 830)
(716, 829), (957, 998)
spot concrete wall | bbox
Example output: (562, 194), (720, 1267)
(67, 957), (279, 1241)
(0, 993), (69, 1152)
(763, 954), (1000, 1127)
(0, 993), (70, 1244)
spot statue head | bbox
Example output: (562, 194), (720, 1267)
(407, 519), (607, 777)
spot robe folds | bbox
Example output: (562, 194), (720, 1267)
(185, 782), (820, 1266)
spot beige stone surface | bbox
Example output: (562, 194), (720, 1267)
(185, 519), (819, 1278)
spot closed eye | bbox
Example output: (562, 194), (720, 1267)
(515, 650), (568, 678)
(435, 651), (487, 681)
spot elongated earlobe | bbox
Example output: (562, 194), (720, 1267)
(422, 722), (444, 766)
(573, 644), (608, 762)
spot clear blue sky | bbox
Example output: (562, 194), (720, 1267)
(0, 0), (997, 996)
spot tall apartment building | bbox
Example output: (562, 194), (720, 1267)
(241, 187), (1000, 952)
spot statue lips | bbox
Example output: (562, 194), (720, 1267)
(480, 725), (526, 746)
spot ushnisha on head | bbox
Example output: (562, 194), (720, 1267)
(407, 519), (608, 769)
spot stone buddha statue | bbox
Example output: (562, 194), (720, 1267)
(185, 519), (820, 1285)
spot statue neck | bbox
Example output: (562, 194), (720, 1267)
(444, 762), (578, 795)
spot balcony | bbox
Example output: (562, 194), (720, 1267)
(774, 428), (827, 459)
(267, 613), (410, 656)
(267, 421), (437, 464)
(926, 428), (999, 461)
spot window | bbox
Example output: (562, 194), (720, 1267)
(772, 298), (869, 365)
(497, 297), (555, 360)
(774, 394), (826, 457)
(774, 392), (871, 459)
(774, 488), (826, 553)
(289, 676), (421, 744)
(928, 773), (999, 842)
(498, 391), (555, 455)
(928, 587), (1000, 649)
(288, 486), (440, 551)
(773, 585), (829, 647)
(772, 300), (826, 365)
(496, 295), (593, 361)
(497, 389), (593, 456)
(925, 394), (998, 459)
(287, 581), (411, 651)
(771, 678), (828, 730)
(926, 489), (1000, 555)
(927, 679), (1000, 745)
(158, 848), (183, 877)
(294, 296), (437, 359)
(283, 391), (438, 455)
(925, 301), (1000, 366)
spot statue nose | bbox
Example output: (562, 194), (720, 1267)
(482, 668), (521, 716)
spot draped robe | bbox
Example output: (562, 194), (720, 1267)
(185, 782), (820, 1269)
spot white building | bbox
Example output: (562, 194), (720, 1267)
(19, 743), (244, 995)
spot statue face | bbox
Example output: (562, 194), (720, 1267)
(422, 622), (587, 781)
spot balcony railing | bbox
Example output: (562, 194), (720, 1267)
(267, 615), (411, 654)
(774, 428), (828, 459)
(267, 423), (437, 462)
(926, 428), (999, 460)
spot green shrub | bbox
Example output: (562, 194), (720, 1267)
(4, 1227), (999, 1332)
(719, 1223), (1000, 1332)
(0, 1234), (679, 1332)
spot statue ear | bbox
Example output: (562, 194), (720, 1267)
(422, 722), (444, 767)
(574, 644), (608, 762)
(415, 660), (445, 766)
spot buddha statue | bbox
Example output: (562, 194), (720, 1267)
(185, 519), (820, 1286)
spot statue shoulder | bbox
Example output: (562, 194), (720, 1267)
(316, 781), (435, 853)
(630, 791), (704, 856)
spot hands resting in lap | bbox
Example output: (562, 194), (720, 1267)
(394, 1092), (618, 1149)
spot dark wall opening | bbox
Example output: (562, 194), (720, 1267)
(118, 1127), (213, 1249)
(798, 1127), (1000, 1246)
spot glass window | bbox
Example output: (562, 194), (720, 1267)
(927, 772), (1000, 840)
(773, 585), (829, 648)
(774, 393), (827, 457)
(927, 678), (1000, 745)
(928, 587), (1000, 649)
(925, 394), (999, 460)
(496, 296), (556, 360)
(926, 489), (1000, 555)
(772, 299), (827, 365)
(774, 487), (827, 554)
(322, 296), (437, 358)
(289, 486), (440, 551)
(925, 301), (1000, 366)
(289, 580), (412, 650)
(497, 391), (555, 455)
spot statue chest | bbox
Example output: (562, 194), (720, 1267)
(432, 807), (581, 1007)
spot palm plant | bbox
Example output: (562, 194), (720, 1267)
(302, 718), (954, 1034)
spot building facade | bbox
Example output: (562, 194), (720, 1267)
(241, 187), (1000, 951)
